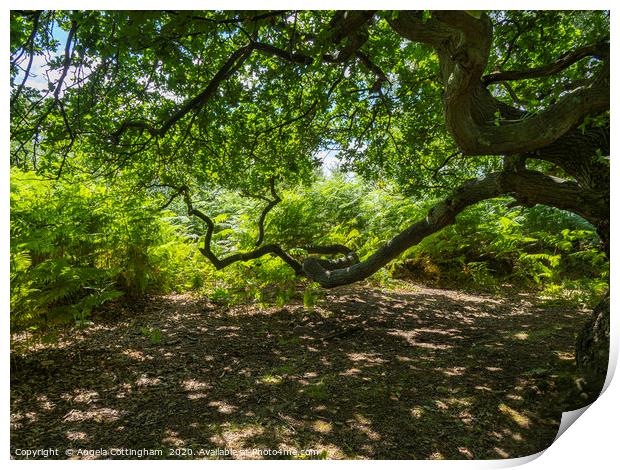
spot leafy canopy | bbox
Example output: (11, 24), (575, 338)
(10, 10), (609, 198)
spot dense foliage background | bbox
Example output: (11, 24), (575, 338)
(10, 166), (608, 333)
(9, 9), (609, 333)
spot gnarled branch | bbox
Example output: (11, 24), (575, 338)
(304, 244), (360, 271)
(389, 11), (609, 156)
(244, 177), (282, 247)
(110, 44), (254, 143)
(182, 188), (303, 275)
(302, 172), (504, 287)
(302, 168), (607, 288)
(109, 11), (380, 144)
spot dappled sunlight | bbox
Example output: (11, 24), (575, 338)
(60, 389), (99, 404)
(66, 430), (89, 442)
(11, 284), (592, 459)
(258, 374), (283, 385)
(35, 393), (56, 410)
(312, 419), (333, 434)
(555, 350), (575, 361)
(162, 429), (186, 447)
(63, 407), (121, 424)
(388, 329), (454, 350)
(208, 400), (237, 414)
(348, 414), (381, 441)
(439, 366), (467, 377)
(135, 375), (162, 387)
(187, 393), (209, 400)
(181, 379), (210, 391)
(498, 403), (531, 429)
(339, 367), (363, 377)
(122, 349), (152, 361)
(209, 424), (265, 458)
(346, 352), (387, 364)
(493, 447), (510, 458)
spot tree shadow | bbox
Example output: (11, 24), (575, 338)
(11, 285), (592, 459)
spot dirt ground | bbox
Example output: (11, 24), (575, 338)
(10, 283), (593, 459)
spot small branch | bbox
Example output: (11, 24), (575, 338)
(157, 186), (187, 211)
(182, 188), (303, 275)
(252, 41), (313, 65)
(356, 51), (389, 91)
(483, 41), (608, 85)
(110, 44), (253, 142)
(499, 82), (528, 107)
(431, 151), (461, 181)
(11, 11), (41, 108)
(54, 19), (78, 101)
(55, 101), (75, 179)
(254, 177), (281, 247)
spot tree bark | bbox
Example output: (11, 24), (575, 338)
(302, 168), (607, 288)
(576, 294), (610, 398)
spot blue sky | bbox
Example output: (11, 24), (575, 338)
(15, 20), (69, 91)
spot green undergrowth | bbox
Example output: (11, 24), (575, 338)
(10, 169), (607, 334)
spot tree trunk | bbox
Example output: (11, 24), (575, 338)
(576, 293), (610, 398)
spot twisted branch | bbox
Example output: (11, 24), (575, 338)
(301, 168), (607, 288)
(241, 177), (283, 247)
(388, 12), (609, 156)
(110, 12), (380, 143)
(182, 188), (303, 275)
(180, 185), (364, 278)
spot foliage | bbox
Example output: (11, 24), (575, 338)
(400, 199), (608, 305)
(9, 10), (609, 327)
(9, 168), (208, 332)
(10, 163), (607, 334)
(9, 10), (608, 197)
(179, 175), (607, 306)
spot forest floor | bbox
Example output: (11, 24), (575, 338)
(11, 283), (594, 460)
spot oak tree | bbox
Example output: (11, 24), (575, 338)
(10, 10), (610, 389)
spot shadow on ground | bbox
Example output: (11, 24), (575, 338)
(11, 284), (593, 459)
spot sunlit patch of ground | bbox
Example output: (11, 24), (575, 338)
(11, 283), (592, 459)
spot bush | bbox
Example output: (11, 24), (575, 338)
(10, 169), (206, 331)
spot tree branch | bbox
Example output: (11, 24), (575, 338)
(110, 44), (254, 142)
(304, 244), (360, 271)
(182, 188), (303, 275)
(54, 19), (78, 102)
(109, 12), (381, 143)
(10, 11), (41, 108)
(302, 168), (607, 288)
(389, 11), (610, 156)
(483, 42), (608, 85)
(252, 41), (313, 65)
(355, 51), (389, 91)
(302, 172), (504, 287)
(253, 177), (281, 247)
